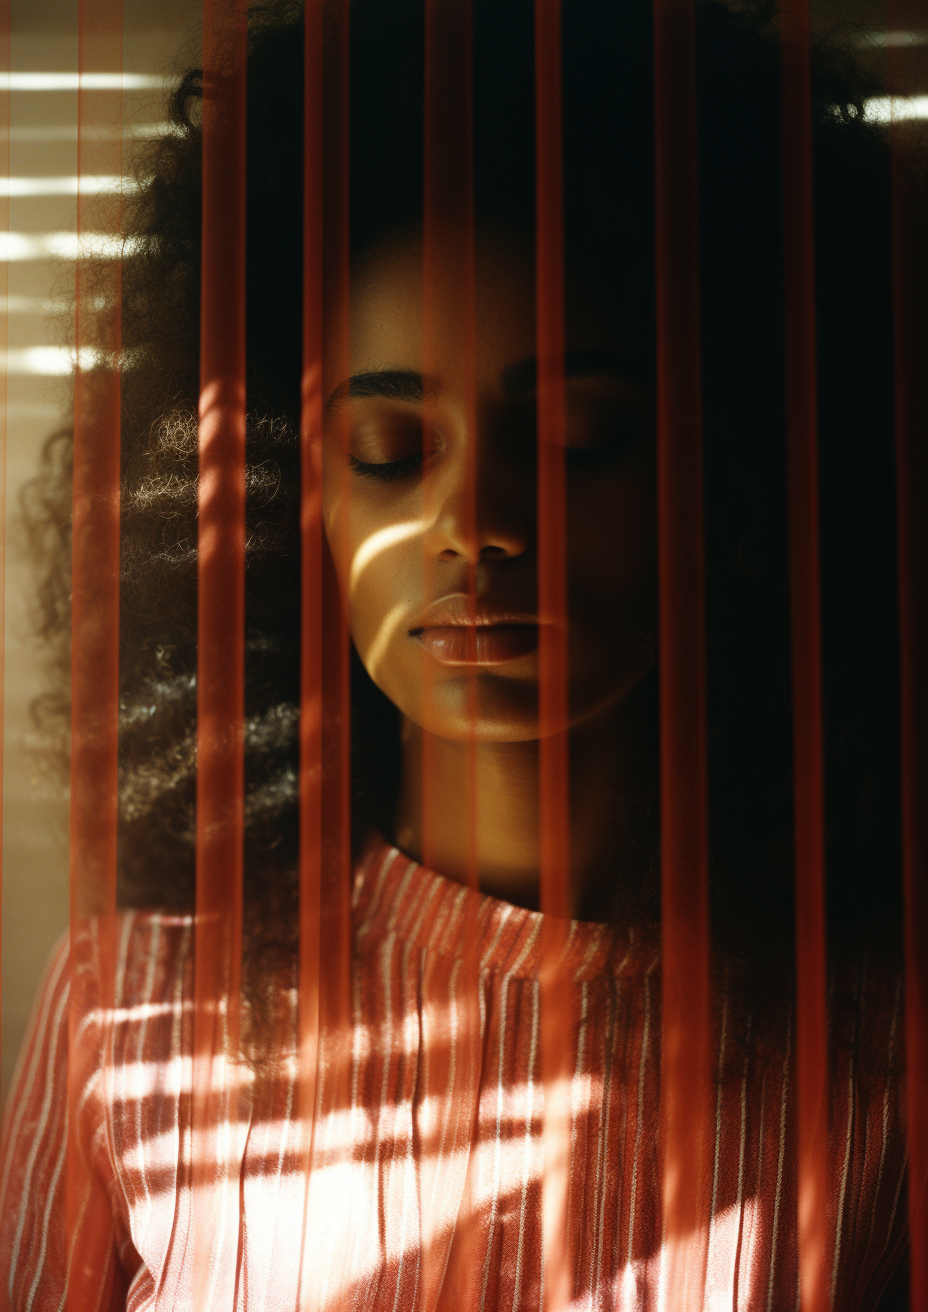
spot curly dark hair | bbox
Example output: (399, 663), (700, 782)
(22, 0), (906, 1055)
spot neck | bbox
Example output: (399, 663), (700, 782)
(393, 674), (658, 920)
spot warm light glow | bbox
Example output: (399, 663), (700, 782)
(864, 94), (928, 122)
(0, 175), (136, 197)
(1, 345), (103, 375)
(9, 123), (174, 142)
(854, 29), (928, 47)
(349, 519), (423, 595)
(364, 600), (411, 682)
(0, 71), (160, 90)
(0, 231), (139, 261)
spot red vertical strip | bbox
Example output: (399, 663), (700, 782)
(194, 0), (247, 1299)
(653, 0), (712, 1303)
(888, 6), (928, 1308)
(535, 0), (569, 919)
(535, 1), (572, 1306)
(297, 0), (325, 1295)
(422, 0), (478, 890)
(68, 0), (123, 1304)
(0, 0), (9, 1074)
(421, 7), (483, 1308)
(779, 4), (829, 1309)
(304, 3), (354, 1300)
(297, 0), (354, 1297)
(320, 0), (352, 1056)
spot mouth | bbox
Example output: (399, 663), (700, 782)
(411, 623), (540, 665)
(409, 594), (542, 666)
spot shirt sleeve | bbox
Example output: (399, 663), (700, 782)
(0, 932), (128, 1312)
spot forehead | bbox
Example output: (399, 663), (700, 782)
(343, 229), (633, 389)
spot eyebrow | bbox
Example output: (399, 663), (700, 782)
(325, 369), (425, 413)
(325, 350), (637, 413)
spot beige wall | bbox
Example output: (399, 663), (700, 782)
(1, 0), (199, 1104)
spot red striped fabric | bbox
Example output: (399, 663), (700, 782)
(0, 837), (908, 1311)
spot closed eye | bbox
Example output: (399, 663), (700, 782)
(348, 452), (424, 482)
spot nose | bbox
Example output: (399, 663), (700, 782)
(422, 449), (530, 565)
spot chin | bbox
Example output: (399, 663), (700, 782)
(407, 672), (544, 743)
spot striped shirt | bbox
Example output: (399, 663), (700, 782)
(0, 837), (908, 1310)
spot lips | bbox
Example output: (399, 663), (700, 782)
(410, 594), (541, 666)
(417, 624), (540, 664)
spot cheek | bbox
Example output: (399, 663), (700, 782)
(350, 558), (403, 680)
(331, 504), (425, 689)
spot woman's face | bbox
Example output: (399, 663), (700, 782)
(322, 230), (657, 743)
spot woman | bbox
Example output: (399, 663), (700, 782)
(0, 0), (910, 1307)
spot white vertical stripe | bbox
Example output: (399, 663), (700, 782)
(729, 1025), (750, 1298)
(479, 919), (541, 1312)
(389, 940), (419, 1311)
(404, 875), (442, 946)
(0, 943), (69, 1203)
(863, 976), (902, 1266)
(385, 861), (421, 936)
(348, 934), (398, 1302)
(830, 1058), (856, 1306)
(765, 1019), (791, 1312)
(424, 884), (456, 957)
(741, 1068), (767, 1302)
(25, 1132), (69, 1312)
(157, 923), (194, 1309)
(52, 1172), (93, 1312)
(881, 1144), (908, 1263)
(7, 981), (72, 1284)
(510, 977), (540, 1310)
(626, 968), (654, 1266)
(704, 994), (729, 1305)
(131, 918), (163, 1253)
(589, 982), (617, 1299)
(257, 988), (299, 1312)
(356, 848), (402, 941)
(107, 916), (143, 1230)
(568, 929), (603, 1296)
(478, 904), (515, 973)
(574, 927), (604, 986)
(201, 991), (237, 1312)
(433, 956), (463, 1231)
(611, 983), (634, 1296)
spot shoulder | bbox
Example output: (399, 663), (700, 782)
(2, 910), (195, 1130)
